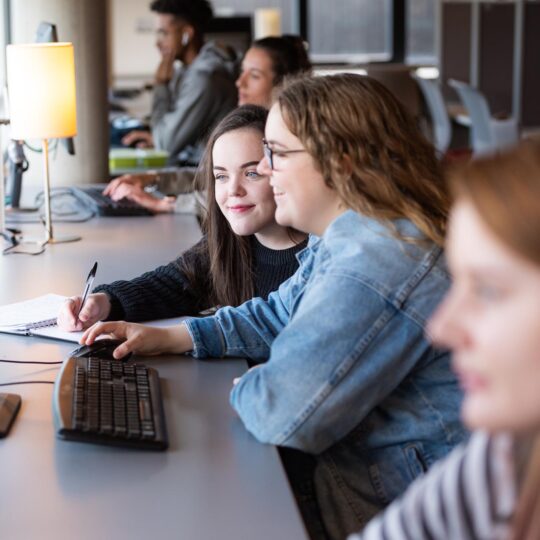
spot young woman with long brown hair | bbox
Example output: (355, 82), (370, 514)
(351, 141), (540, 540)
(58, 105), (307, 329)
(82, 74), (466, 539)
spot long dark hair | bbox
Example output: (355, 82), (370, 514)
(181, 105), (268, 307)
(252, 35), (312, 85)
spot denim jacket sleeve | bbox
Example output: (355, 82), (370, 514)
(183, 267), (302, 360)
(227, 266), (434, 453)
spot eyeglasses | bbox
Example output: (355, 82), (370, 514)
(262, 139), (306, 170)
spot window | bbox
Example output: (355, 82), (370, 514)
(308, 0), (392, 62)
(212, 0), (297, 34)
(406, 0), (437, 65)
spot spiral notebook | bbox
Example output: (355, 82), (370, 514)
(0, 293), (77, 341)
(0, 293), (187, 343)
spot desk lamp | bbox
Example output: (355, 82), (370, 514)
(6, 42), (80, 244)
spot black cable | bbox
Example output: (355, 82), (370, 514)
(33, 188), (97, 221)
(0, 359), (61, 387)
(3, 241), (46, 256)
(0, 380), (54, 387)
(23, 140), (59, 154)
(5, 188), (96, 225)
(3, 188), (96, 254)
(0, 359), (62, 365)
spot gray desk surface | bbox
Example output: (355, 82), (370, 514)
(0, 215), (307, 540)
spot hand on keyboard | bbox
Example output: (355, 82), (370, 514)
(107, 183), (175, 214)
(104, 173), (156, 198)
(71, 186), (153, 216)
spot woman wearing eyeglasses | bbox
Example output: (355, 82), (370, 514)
(58, 105), (306, 331)
(82, 75), (466, 539)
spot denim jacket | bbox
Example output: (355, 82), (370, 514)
(185, 210), (467, 539)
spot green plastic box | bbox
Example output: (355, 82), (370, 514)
(109, 148), (169, 172)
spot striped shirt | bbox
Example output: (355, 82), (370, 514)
(350, 431), (518, 540)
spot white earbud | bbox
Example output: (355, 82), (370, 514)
(181, 32), (189, 46)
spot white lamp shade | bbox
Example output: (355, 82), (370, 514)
(254, 8), (282, 39)
(6, 42), (77, 139)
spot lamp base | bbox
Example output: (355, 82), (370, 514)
(15, 232), (81, 246)
(47, 233), (81, 244)
(6, 206), (40, 214)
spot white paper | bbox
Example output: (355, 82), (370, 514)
(30, 325), (85, 343)
(0, 293), (188, 342)
(0, 293), (66, 329)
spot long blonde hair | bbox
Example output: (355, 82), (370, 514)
(449, 140), (540, 540)
(276, 74), (449, 246)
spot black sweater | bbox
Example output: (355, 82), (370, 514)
(94, 236), (308, 322)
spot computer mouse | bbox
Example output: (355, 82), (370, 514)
(70, 339), (132, 362)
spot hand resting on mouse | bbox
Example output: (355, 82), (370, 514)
(80, 320), (194, 360)
(70, 338), (133, 362)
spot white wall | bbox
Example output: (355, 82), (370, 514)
(111, 0), (160, 84)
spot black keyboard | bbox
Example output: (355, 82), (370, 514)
(71, 186), (153, 216)
(53, 356), (168, 450)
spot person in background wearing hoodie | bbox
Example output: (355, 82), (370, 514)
(122, 0), (238, 166)
(106, 34), (311, 215)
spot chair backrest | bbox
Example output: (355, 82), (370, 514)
(412, 74), (452, 154)
(448, 79), (495, 153)
(366, 66), (423, 120)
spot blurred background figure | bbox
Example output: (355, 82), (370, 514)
(351, 141), (540, 540)
(236, 35), (311, 108)
(106, 34), (312, 214)
(122, 0), (238, 166)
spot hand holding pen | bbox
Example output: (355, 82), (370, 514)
(77, 261), (98, 321)
(57, 262), (111, 332)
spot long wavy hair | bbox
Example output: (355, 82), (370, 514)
(181, 105), (268, 307)
(449, 140), (540, 540)
(276, 74), (449, 246)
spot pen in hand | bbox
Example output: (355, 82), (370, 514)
(77, 261), (98, 323)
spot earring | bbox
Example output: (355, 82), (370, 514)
(181, 32), (189, 46)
